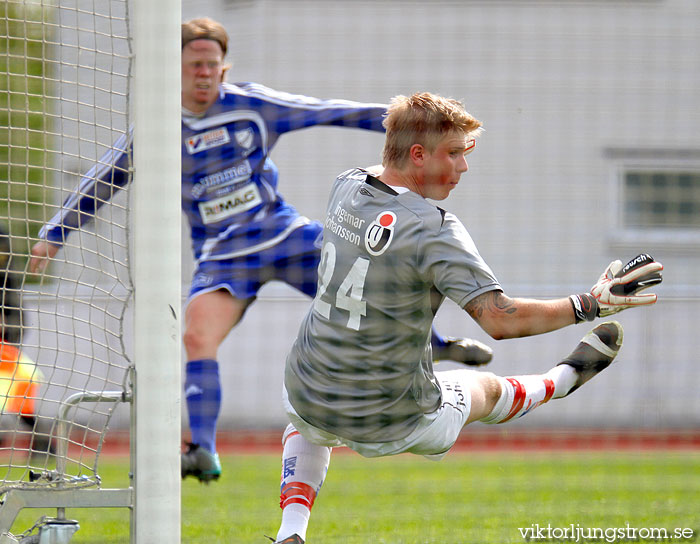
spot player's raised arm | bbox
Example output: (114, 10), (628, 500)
(29, 129), (133, 273)
(235, 82), (387, 135)
(466, 254), (663, 340)
(465, 291), (576, 340)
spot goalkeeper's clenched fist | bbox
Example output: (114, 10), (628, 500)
(570, 253), (663, 322)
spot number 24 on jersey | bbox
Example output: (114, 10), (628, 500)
(314, 242), (370, 331)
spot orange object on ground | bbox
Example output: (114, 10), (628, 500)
(0, 343), (43, 415)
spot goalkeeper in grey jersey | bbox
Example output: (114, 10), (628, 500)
(270, 92), (663, 544)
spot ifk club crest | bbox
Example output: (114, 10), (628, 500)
(234, 128), (255, 151)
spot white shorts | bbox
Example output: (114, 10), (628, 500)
(283, 369), (473, 461)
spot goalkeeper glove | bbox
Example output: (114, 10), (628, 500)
(570, 253), (663, 322)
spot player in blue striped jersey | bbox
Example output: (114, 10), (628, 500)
(29, 17), (492, 482)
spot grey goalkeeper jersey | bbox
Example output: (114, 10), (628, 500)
(285, 168), (501, 443)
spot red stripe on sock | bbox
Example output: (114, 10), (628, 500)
(500, 378), (527, 423)
(282, 497), (313, 509)
(282, 431), (300, 447)
(280, 481), (317, 510)
(542, 378), (555, 404)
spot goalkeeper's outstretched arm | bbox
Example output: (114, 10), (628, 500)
(29, 129), (133, 274)
(465, 291), (576, 340)
(465, 254), (663, 339)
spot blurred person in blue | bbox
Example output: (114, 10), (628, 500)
(29, 17), (492, 482)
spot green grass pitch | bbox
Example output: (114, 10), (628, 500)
(8, 450), (699, 543)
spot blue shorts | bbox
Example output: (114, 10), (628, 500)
(189, 220), (323, 301)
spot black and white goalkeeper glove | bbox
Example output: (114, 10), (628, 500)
(570, 253), (663, 322)
(592, 253), (663, 316)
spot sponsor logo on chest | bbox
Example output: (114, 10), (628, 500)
(198, 183), (263, 224)
(192, 160), (253, 198)
(186, 127), (231, 154)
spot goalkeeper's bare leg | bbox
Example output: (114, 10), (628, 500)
(477, 321), (623, 424)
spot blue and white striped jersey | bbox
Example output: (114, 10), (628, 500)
(40, 82), (387, 262)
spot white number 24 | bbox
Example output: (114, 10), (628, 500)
(314, 242), (369, 330)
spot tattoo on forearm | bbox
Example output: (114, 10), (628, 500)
(466, 291), (517, 319)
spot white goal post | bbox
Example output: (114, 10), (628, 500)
(131, 0), (181, 542)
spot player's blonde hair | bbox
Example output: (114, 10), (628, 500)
(382, 92), (483, 168)
(182, 17), (229, 57)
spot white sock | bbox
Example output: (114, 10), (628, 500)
(277, 503), (310, 542)
(545, 364), (578, 399)
(277, 424), (331, 542)
(480, 365), (578, 424)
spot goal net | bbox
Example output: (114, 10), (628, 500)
(1, 0), (131, 486)
(0, 0), (180, 541)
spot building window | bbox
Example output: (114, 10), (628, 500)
(623, 171), (700, 229)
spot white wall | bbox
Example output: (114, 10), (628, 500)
(25, 0), (700, 431)
(179, 0), (700, 429)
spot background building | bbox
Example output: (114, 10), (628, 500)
(25, 0), (700, 431)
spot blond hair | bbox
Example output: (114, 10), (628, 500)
(182, 17), (229, 57)
(382, 92), (483, 168)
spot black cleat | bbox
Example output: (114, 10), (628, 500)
(181, 442), (221, 483)
(558, 321), (623, 396)
(266, 534), (304, 544)
(433, 337), (493, 366)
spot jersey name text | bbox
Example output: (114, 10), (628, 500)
(333, 202), (366, 229)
